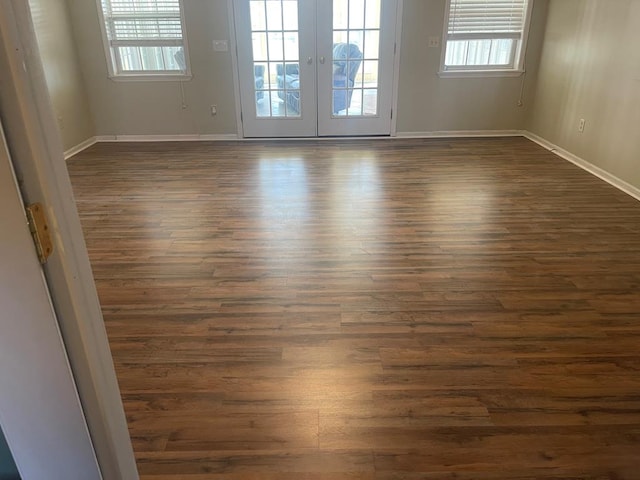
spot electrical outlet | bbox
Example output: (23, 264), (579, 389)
(210, 105), (218, 116)
(578, 118), (586, 133)
(428, 36), (440, 48)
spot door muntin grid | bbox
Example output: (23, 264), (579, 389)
(332, 0), (381, 117)
(250, 0), (302, 118)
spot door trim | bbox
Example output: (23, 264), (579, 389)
(228, 0), (245, 138)
(391, 0), (404, 137)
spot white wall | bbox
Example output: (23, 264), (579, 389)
(527, 0), (640, 190)
(64, 0), (548, 137)
(29, 0), (95, 151)
(66, 0), (238, 137)
(396, 0), (547, 133)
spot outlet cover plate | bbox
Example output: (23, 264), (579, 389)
(213, 40), (229, 52)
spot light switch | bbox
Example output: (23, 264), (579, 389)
(428, 36), (440, 48)
(213, 40), (229, 52)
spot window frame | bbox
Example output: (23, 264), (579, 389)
(438, 0), (534, 77)
(96, 0), (192, 81)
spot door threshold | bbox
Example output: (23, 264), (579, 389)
(240, 134), (393, 141)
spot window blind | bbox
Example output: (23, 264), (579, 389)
(101, 0), (184, 46)
(448, 0), (529, 39)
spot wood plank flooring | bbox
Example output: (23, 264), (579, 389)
(67, 137), (640, 479)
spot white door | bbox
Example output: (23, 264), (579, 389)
(233, 0), (398, 137)
(0, 120), (102, 480)
(317, 0), (397, 135)
(235, 0), (318, 137)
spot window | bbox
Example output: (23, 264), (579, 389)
(440, 0), (532, 75)
(98, 0), (190, 78)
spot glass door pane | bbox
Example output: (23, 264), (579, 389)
(331, 0), (381, 117)
(250, 0), (302, 118)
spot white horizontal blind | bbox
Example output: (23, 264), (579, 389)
(101, 0), (184, 47)
(448, 0), (528, 40)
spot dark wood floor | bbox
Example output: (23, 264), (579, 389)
(67, 137), (640, 479)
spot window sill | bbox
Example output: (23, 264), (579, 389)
(109, 73), (193, 82)
(438, 69), (525, 78)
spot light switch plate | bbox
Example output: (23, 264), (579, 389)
(428, 36), (440, 48)
(213, 40), (229, 52)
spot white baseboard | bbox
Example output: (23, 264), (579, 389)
(523, 131), (640, 202)
(94, 131), (523, 143)
(396, 130), (525, 138)
(95, 134), (238, 142)
(64, 136), (97, 160)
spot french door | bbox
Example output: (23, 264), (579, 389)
(234, 0), (399, 137)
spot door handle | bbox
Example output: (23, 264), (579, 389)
(307, 56), (313, 65)
(319, 56), (326, 64)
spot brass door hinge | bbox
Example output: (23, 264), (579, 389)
(26, 203), (53, 264)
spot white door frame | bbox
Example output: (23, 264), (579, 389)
(0, 117), (101, 480)
(0, 2), (138, 479)
(229, 0), (403, 138)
